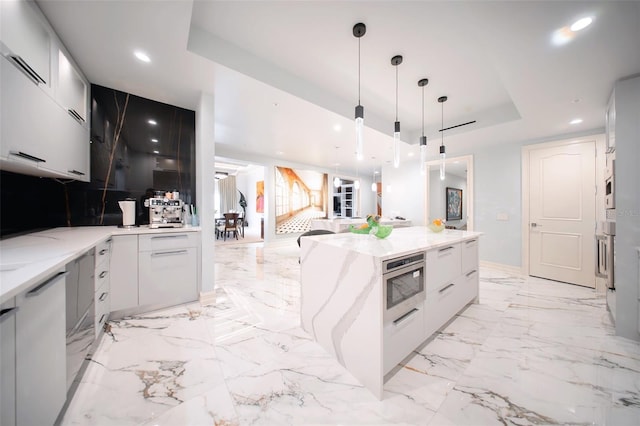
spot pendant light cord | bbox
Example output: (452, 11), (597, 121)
(395, 65), (399, 121)
(421, 87), (425, 137)
(441, 101), (444, 147)
(358, 37), (361, 104)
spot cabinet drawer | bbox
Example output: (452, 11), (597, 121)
(94, 238), (112, 268)
(138, 247), (198, 307)
(426, 243), (461, 293)
(423, 273), (476, 338)
(383, 305), (424, 375)
(94, 264), (109, 292)
(139, 232), (198, 251)
(461, 238), (479, 274)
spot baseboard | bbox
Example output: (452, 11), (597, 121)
(479, 260), (523, 276)
(199, 290), (216, 306)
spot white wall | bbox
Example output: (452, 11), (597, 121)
(612, 75), (640, 340)
(235, 167), (265, 237)
(428, 169), (467, 228)
(381, 159), (426, 225)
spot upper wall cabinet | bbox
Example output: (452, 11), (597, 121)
(0, 0), (90, 182)
(0, 0), (51, 89)
(57, 49), (88, 125)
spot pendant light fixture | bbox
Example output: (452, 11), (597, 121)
(418, 78), (429, 175)
(353, 23), (366, 161)
(391, 55), (403, 168)
(371, 170), (377, 192)
(438, 96), (448, 180)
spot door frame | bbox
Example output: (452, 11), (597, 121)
(424, 154), (474, 231)
(521, 135), (604, 277)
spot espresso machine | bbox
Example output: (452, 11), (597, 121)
(145, 193), (184, 228)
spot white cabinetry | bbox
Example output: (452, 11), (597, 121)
(110, 235), (139, 312)
(15, 270), (67, 426)
(0, 0), (90, 182)
(94, 238), (111, 336)
(139, 234), (199, 307)
(0, 0), (51, 88)
(110, 232), (201, 316)
(383, 305), (424, 374)
(424, 239), (479, 338)
(1, 299), (17, 426)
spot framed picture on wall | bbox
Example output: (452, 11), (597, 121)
(446, 187), (463, 221)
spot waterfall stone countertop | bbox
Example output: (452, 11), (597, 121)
(0, 225), (201, 304)
(299, 225), (482, 261)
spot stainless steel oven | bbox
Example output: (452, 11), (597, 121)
(383, 252), (426, 323)
(595, 221), (615, 290)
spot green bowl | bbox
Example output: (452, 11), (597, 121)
(428, 223), (445, 233)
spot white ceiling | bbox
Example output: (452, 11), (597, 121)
(37, 0), (640, 175)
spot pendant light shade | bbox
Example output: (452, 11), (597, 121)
(418, 78), (429, 175)
(353, 23), (366, 161)
(438, 96), (448, 180)
(334, 176), (341, 188)
(391, 55), (403, 168)
(371, 171), (377, 192)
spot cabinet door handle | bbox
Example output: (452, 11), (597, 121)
(26, 271), (67, 297)
(99, 292), (108, 302)
(150, 235), (188, 240)
(99, 314), (106, 324)
(99, 249), (109, 255)
(9, 55), (46, 85)
(68, 169), (85, 176)
(10, 151), (46, 163)
(465, 239), (477, 245)
(393, 308), (419, 326)
(438, 283), (455, 294)
(0, 307), (19, 322)
(466, 270), (478, 278)
(151, 249), (188, 257)
(99, 271), (108, 279)
(67, 109), (85, 123)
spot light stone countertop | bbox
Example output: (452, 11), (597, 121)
(0, 225), (201, 304)
(301, 225), (482, 261)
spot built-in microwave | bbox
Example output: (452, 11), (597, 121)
(383, 252), (426, 323)
(605, 156), (615, 209)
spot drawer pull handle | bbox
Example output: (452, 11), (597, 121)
(0, 307), (19, 322)
(151, 249), (188, 257)
(466, 270), (477, 278)
(99, 249), (109, 255)
(10, 151), (46, 163)
(438, 283), (455, 294)
(438, 246), (455, 254)
(393, 308), (419, 326)
(99, 292), (108, 302)
(465, 239), (477, 245)
(67, 169), (85, 176)
(26, 271), (67, 297)
(99, 314), (106, 324)
(150, 235), (188, 240)
(99, 271), (108, 279)
(10, 55), (46, 85)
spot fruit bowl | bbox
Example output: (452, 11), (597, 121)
(428, 219), (445, 233)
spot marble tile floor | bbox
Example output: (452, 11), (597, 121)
(60, 241), (640, 425)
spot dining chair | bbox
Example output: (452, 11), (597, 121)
(219, 213), (240, 240)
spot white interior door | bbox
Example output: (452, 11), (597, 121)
(529, 141), (595, 287)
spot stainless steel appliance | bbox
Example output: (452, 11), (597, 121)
(596, 221), (616, 290)
(145, 197), (184, 228)
(383, 252), (426, 322)
(604, 156), (615, 209)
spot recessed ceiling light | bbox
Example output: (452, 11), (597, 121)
(153, 150), (159, 154)
(134, 50), (151, 63)
(570, 118), (583, 125)
(151, 138), (158, 143)
(276, 151), (284, 155)
(333, 124), (342, 132)
(407, 152), (414, 157)
(148, 119), (157, 125)
(571, 17), (593, 32)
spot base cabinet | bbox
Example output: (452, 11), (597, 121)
(15, 270), (67, 426)
(111, 232), (200, 316)
(0, 300), (17, 426)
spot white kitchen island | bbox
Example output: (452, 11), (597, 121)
(299, 226), (481, 399)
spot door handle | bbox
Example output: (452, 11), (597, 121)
(531, 223), (542, 228)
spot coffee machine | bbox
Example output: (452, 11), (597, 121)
(145, 194), (184, 228)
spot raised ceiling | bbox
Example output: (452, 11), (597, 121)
(38, 1), (640, 175)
